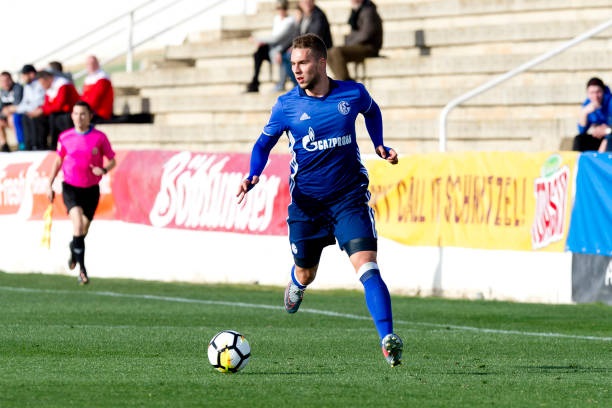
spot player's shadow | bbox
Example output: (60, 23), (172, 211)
(519, 365), (610, 374)
(240, 370), (331, 376)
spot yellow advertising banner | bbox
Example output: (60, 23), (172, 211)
(367, 151), (579, 252)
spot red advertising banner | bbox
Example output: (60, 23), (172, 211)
(0, 150), (290, 236)
(112, 150), (290, 235)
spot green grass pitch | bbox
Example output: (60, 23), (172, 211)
(1, 271), (610, 407)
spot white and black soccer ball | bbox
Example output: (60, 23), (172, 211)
(207, 330), (251, 373)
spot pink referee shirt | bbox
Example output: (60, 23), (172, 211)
(57, 127), (116, 188)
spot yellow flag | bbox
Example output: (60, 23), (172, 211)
(41, 204), (53, 249)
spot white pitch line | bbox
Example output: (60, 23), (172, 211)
(2, 286), (611, 342)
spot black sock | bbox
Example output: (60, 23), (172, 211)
(72, 235), (86, 270)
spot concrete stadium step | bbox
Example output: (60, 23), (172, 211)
(165, 38), (254, 60)
(168, 0), (610, 64)
(114, 71), (603, 108)
(381, 105), (579, 122)
(98, 123), (256, 152)
(165, 13), (611, 63)
(167, 27), (606, 69)
(145, 105), (580, 133)
(382, 7), (611, 31)
(203, 19), (612, 61)
(112, 65), (250, 88)
(114, 85), (583, 125)
(367, 71), (608, 92)
(113, 48), (611, 92)
(99, 115), (575, 154)
(292, 0), (610, 19)
(192, 56), (253, 70)
(398, 19), (611, 49)
(394, 0), (611, 17)
(116, 71), (601, 99)
(113, 83), (585, 118)
(100, 118), (576, 142)
(221, 1), (413, 35)
(112, 51), (612, 99)
(426, 38), (611, 58)
(362, 50), (612, 78)
(221, 0), (610, 33)
(372, 84), (586, 108)
(355, 118), (577, 144)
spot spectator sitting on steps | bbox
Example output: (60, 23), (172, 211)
(246, 0), (297, 93)
(28, 69), (80, 150)
(327, 0), (383, 81)
(48, 61), (73, 83)
(0, 71), (23, 152)
(10, 65), (46, 150)
(81, 55), (114, 123)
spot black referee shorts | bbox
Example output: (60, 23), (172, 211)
(62, 182), (101, 221)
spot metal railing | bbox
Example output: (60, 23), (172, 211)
(438, 17), (612, 153)
(28, 0), (249, 81)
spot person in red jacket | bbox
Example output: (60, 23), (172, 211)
(81, 55), (114, 122)
(27, 69), (80, 150)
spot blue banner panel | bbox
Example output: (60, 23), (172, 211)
(566, 153), (612, 256)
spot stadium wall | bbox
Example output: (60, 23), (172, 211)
(0, 219), (573, 304)
(1, 149), (609, 305)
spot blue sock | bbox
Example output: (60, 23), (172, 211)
(13, 113), (24, 145)
(359, 262), (393, 341)
(290, 265), (307, 290)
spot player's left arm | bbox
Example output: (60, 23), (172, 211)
(91, 135), (117, 176)
(362, 97), (398, 165)
(91, 157), (116, 176)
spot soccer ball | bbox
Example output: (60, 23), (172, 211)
(207, 330), (251, 373)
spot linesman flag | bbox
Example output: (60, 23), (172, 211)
(41, 204), (53, 249)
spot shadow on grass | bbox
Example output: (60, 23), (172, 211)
(225, 369), (339, 376)
(520, 365), (611, 374)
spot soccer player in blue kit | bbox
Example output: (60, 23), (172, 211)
(237, 33), (403, 367)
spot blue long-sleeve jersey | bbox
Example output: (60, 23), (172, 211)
(248, 79), (384, 205)
(578, 85), (612, 134)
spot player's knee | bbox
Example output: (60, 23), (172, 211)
(295, 254), (316, 267)
(294, 264), (317, 285)
(343, 237), (377, 257)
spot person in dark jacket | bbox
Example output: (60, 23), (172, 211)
(327, 0), (383, 81)
(298, 0), (333, 49)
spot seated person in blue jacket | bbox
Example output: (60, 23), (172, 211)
(573, 77), (612, 152)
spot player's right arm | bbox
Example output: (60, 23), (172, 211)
(237, 133), (279, 204)
(237, 99), (287, 204)
(47, 155), (63, 202)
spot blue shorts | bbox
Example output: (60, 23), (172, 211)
(287, 186), (378, 268)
